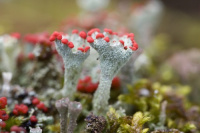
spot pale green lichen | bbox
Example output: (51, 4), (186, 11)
(53, 32), (90, 99)
(88, 30), (138, 115)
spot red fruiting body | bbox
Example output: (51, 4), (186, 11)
(13, 109), (18, 115)
(49, 35), (56, 42)
(0, 97), (7, 109)
(86, 83), (99, 93)
(57, 34), (62, 40)
(111, 77), (121, 90)
(104, 37), (110, 42)
(128, 33), (134, 38)
(84, 46), (90, 52)
(43, 107), (48, 112)
(72, 29), (79, 34)
(104, 28), (113, 34)
(11, 32), (21, 39)
(87, 30), (94, 36)
(124, 46), (128, 50)
(36, 102), (45, 110)
(77, 76), (98, 93)
(32, 98), (40, 105)
(133, 43), (138, 50)
(0, 110), (9, 121)
(52, 31), (59, 37)
(61, 39), (68, 45)
(78, 47), (84, 52)
(0, 121), (6, 128)
(36, 102), (48, 112)
(79, 31), (87, 39)
(129, 46), (137, 51)
(112, 32), (118, 35)
(13, 104), (29, 115)
(88, 28), (100, 36)
(96, 33), (104, 39)
(87, 36), (94, 43)
(119, 40), (124, 45)
(28, 53), (35, 60)
(30, 115), (38, 123)
(93, 28), (100, 32)
(68, 42), (74, 48)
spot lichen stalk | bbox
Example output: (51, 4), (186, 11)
(67, 101), (82, 133)
(50, 31), (90, 99)
(87, 29), (138, 115)
(55, 98), (70, 133)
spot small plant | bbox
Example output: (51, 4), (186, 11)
(55, 97), (82, 133)
(50, 30), (90, 99)
(86, 28), (138, 114)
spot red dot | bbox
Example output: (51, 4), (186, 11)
(104, 28), (113, 34)
(104, 37), (110, 42)
(49, 36), (56, 42)
(57, 34), (62, 40)
(84, 46), (90, 52)
(61, 39), (68, 45)
(87, 36), (94, 43)
(129, 46), (137, 51)
(78, 47), (84, 52)
(96, 33), (104, 39)
(112, 32), (118, 35)
(124, 46), (128, 50)
(128, 33), (134, 38)
(79, 31), (87, 39)
(52, 31), (59, 37)
(30, 116), (38, 123)
(68, 42), (74, 48)
(32, 98), (40, 105)
(119, 40), (124, 45)
(72, 29), (79, 34)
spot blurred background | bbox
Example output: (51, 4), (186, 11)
(0, 0), (200, 103)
